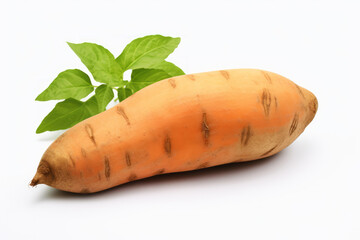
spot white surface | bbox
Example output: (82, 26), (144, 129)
(1, 0), (359, 239)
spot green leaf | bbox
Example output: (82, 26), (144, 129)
(67, 42), (123, 87)
(36, 96), (100, 133)
(116, 35), (180, 71)
(152, 61), (185, 76)
(128, 68), (172, 92)
(36, 69), (94, 101)
(95, 84), (114, 111)
(117, 87), (133, 102)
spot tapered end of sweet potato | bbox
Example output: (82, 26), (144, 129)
(29, 160), (55, 187)
(29, 176), (40, 187)
(301, 87), (318, 127)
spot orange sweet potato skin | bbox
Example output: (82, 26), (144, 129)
(31, 69), (318, 193)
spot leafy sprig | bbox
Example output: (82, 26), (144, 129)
(36, 35), (185, 133)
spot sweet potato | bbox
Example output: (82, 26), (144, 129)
(30, 69), (318, 193)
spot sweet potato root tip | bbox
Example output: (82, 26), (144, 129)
(30, 160), (55, 187)
(30, 177), (39, 187)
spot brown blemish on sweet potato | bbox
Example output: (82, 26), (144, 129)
(274, 96), (278, 110)
(294, 84), (305, 98)
(69, 154), (76, 167)
(104, 156), (111, 180)
(201, 112), (210, 146)
(289, 113), (299, 136)
(81, 148), (87, 158)
(125, 152), (131, 167)
(85, 124), (96, 146)
(80, 188), (90, 194)
(261, 70), (272, 84)
(188, 75), (196, 81)
(128, 173), (137, 182)
(196, 162), (209, 169)
(154, 168), (165, 176)
(260, 145), (278, 157)
(116, 106), (130, 125)
(168, 78), (176, 88)
(164, 135), (171, 157)
(220, 70), (230, 80)
(240, 125), (252, 146)
(261, 89), (272, 117)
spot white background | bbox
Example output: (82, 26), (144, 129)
(1, 0), (359, 239)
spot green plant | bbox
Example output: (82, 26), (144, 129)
(36, 35), (184, 133)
